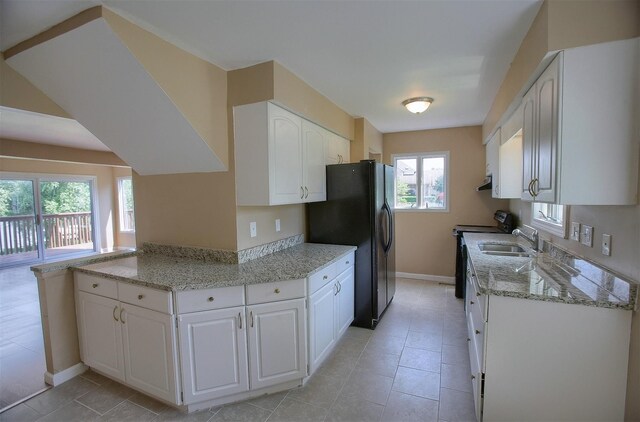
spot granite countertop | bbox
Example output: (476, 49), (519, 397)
(31, 249), (138, 273)
(464, 233), (638, 310)
(71, 243), (356, 291)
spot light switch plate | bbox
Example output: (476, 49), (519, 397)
(602, 234), (612, 256)
(275, 219), (281, 232)
(250, 222), (257, 238)
(581, 225), (593, 247)
(570, 222), (581, 241)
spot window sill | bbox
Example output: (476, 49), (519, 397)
(530, 217), (566, 238)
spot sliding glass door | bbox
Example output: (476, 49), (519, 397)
(0, 174), (98, 267)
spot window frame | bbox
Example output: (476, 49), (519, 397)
(392, 151), (450, 212)
(530, 202), (569, 238)
(117, 177), (135, 233)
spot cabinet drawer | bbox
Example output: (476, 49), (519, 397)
(335, 251), (355, 276)
(75, 273), (118, 299)
(175, 285), (245, 314)
(118, 282), (173, 314)
(308, 263), (337, 295)
(246, 279), (305, 305)
(468, 309), (486, 373)
(466, 274), (487, 322)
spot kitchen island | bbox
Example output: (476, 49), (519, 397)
(32, 242), (356, 412)
(463, 232), (637, 422)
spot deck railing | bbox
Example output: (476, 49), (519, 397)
(0, 212), (92, 255)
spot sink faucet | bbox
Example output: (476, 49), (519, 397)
(512, 225), (539, 252)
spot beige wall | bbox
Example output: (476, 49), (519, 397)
(482, 0), (639, 141)
(383, 126), (509, 277)
(103, 8), (229, 169)
(0, 156), (122, 250)
(236, 205), (305, 250)
(353, 118), (383, 162)
(112, 167), (135, 248)
(0, 57), (70, 118)
(0, 138), (126, 167)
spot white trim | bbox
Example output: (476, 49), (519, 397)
(44, 362), (88, 386)
(530, 203), (569, 239)
(396, 272), (455, 284)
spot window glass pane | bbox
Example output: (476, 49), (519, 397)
(395, 158), (417, 208)
(119, 178), (135, 232)
(422, 157), (445, 209)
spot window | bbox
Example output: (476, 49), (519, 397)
(531, 202), (568, 238)
(393, 152), (449, 211)
(118, 177), (135, 232)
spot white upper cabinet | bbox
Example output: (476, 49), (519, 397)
(234, 102), (327, 205)
(326, 132), (351, 165)
(521, 38), (639, 205)
(485, 128), (500, 178)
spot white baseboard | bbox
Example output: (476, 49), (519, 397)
(396, 272), (455, 284)
(45, 363), (88, 386)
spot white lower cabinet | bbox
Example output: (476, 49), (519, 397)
(465, 261), (632, 421)
(307, 252), (355, 374)
(247, 299), (306, 390)
(178, 306), (248, 404)
(76, 291), (124, 382)
(75, 283), (179, 404)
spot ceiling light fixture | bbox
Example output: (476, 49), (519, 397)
(402, 97), (434, 114)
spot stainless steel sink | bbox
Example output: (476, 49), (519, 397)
(477, 242), (530, 257)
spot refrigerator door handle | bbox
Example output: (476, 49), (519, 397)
(382, 201), (393, 254)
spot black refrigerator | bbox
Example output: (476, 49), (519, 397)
(308, 160), (396, 329)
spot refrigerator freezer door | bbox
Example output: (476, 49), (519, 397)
(384, 165), (396, 304)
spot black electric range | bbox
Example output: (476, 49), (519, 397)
(452, 210), (515, 298)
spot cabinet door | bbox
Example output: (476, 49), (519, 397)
(268, 103), (304, 204)
(178, 306), (248, 404)
(302, 121), (327, 203)
(336, 268), (355, 337)
(338, 137), (350, 164)
(247, 299), (306, 390)
(121, 304), (178, 404)
(521, 84), (536, 201)
(486, 129), (500, 197)
(533, 58), (559, 203)
(308, 281), (337, 373)
(76, 291), (125, 382)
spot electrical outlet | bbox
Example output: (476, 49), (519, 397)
(602, 234), (612, 256)
(275, 219), (281, 232)
(250, 222), (257, 238)
(570, 222), (581, 241)
(580, 224), (593, 247)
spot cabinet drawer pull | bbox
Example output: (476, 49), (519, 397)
(469, 300), (474, 305)
(137, 294), (144, 300)
(274, 288), (280, 294)
(208, 297), (215, 302)
(475, 329), (481, 335)
(467, 338), (471, 342)
(113, 306), (119, 322)
(92, 283), (99, 288)
(471, 374), (476, 380)
(238, 312), (242, 329)
(120, 308), (125, 324)
(323, 275), (328, 280)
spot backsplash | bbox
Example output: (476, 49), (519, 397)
(237, 234), (304, 263)
(142, 234), (305, 264)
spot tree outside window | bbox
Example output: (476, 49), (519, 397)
(393, 152), (449, 211)
(118, 177), (135, 232)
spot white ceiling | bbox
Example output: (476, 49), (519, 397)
(1, 0), (542, 143)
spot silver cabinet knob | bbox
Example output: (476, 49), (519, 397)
(274, 288), (281, 294)
(92, 283), (98, 288)
(208, 297), (214, 302)
(475, 329), (481, 335)
(137, 294), (144, 300)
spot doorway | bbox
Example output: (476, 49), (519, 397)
(0, 174), (99, 268)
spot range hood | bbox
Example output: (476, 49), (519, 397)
(476, 175), (492, 191)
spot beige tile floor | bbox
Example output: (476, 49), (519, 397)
(0, 277), (476, 422)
